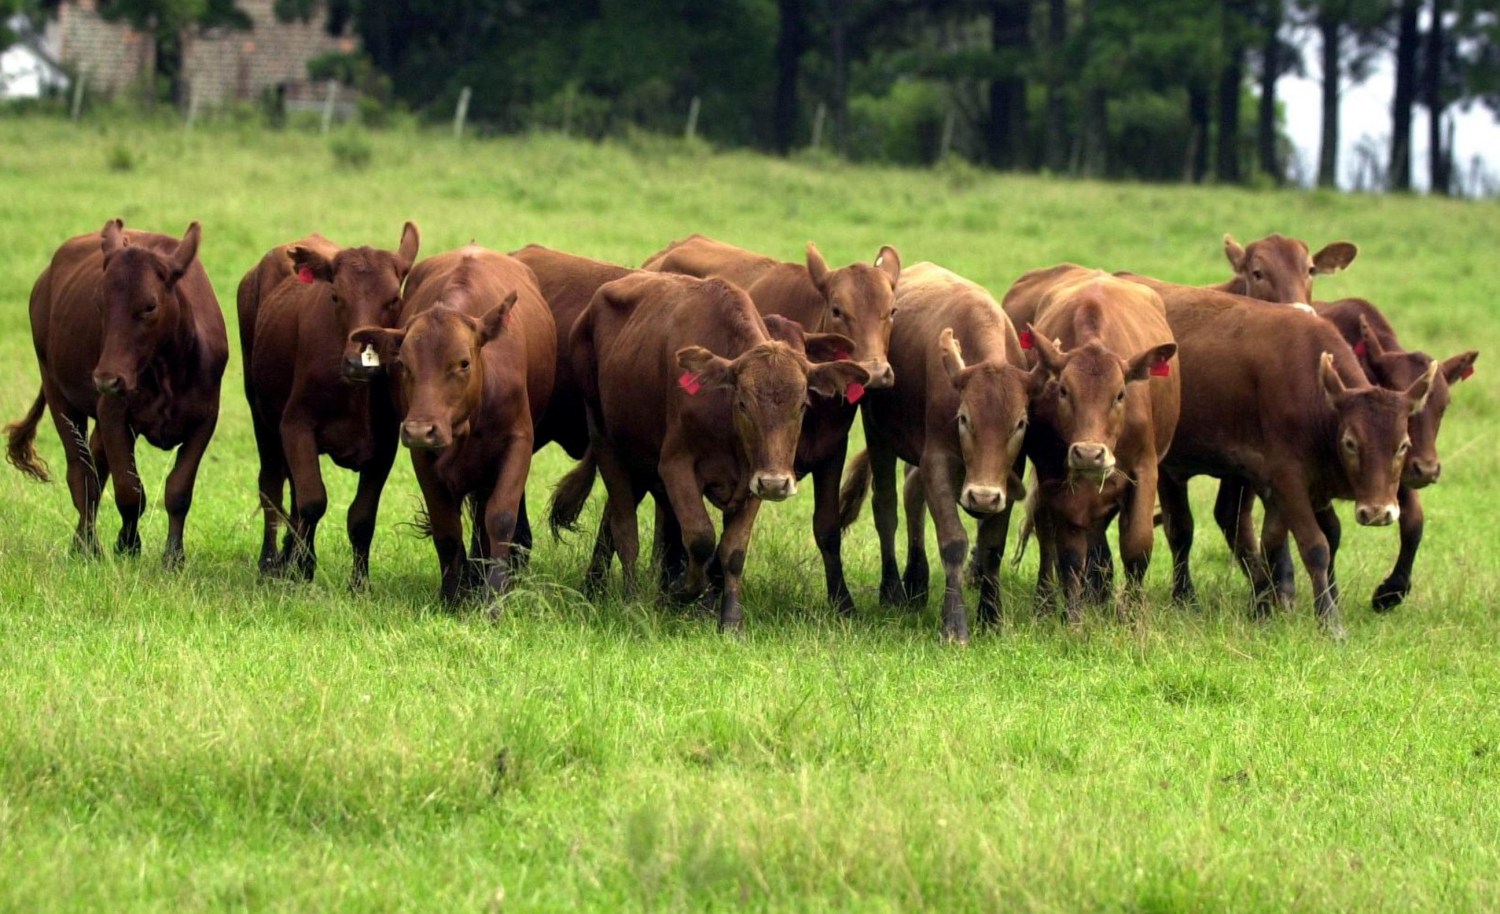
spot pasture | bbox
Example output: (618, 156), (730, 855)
(1, 115), (1498, 912)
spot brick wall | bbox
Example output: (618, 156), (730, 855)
(55, 0), (152, 96)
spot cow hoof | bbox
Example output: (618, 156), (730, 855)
(1323, 622), (1349, 644)
(1371, 579), (1409, 613)
(161, 549), (184, 572)
(115, 534), (142, 557)
(71, 534), (102, 559)
(939, 626), (970, 646)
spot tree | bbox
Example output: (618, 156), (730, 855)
(1306, 0), (1386, 188)
(1389, 0), (1419, 190)
(1254, 0), (1299, 182)
(1042, 0), (1067, 171)
(985, 0), (1030, 169)
(773, 0), (806, 152)
(1216, 0), (1254, 183)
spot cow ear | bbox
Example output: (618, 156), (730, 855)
(1440, 350), (1478, 385)
(1356, 315), (1386, 360)
(1005, 469), (1027, 503)
(807, 359), (871, 401)
(762, 314), (807, 350)
(1318, 351), (1346, 409)
(1223, 234), (1246, 272)
(806, 242), (830, 294)
(396, 221), (420, 277)
(1313, 242), (1358, 275)
(1125, 342), (1177, 383)
(676, 346), (735, 392)
(289, 244), (334, 284)
(1028, 323), (1066, 376)
(874, 245), (900, 286)
(100, 218), (126, 264)
(350, 326), (404, 364)
(1405, 360), (1440, 415)
(803, 331), (856, 363)
(939, 327), (966, 386)
(166, 221), (201, 285)
(476, 290), (519, 346)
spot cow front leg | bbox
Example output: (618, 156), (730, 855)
(659, 447), (714, 604)
(346, 426), (397, 591)
(900, 463), (930, 607)
(479, 437), (534, 610)
(714, 498), (764, 632)
(411, 454), (466, 606)
(1272, 472), (1345, 640)
(279, 413), (325, 580)
(1157, 472), (1196, 605)
(811, 449), (855, 615)
(867, 445), (904, 605)
(97, 398), (145, 557)
(1373, 485), (1422, 611)
(975, 507), (1012, 627)
(47, 400), (102, 556)
(922, 453), (970, 643)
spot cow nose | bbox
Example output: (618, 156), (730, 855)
(1355, 503), (1400, 526)
(93, 373), (125, 397)
(1068, 443), (1112, 472)
(1408, 459), (1441, 487)
(861, 360), (895, 390)
(753, 473), (797, 502)
(960, 485), (1006, 515)
(401, 421), (443, 449)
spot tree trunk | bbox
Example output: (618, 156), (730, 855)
(1044, 0), (1067, 171)
(1317, 14), (1340, 188)
(1257, 0), (1282, 182)
(1186, 83), (1210, 183)
(773, 0), (805, 154)
(1216, 1), (1245, 184)
(1079, 0), (1107, 177)
(986, 0), (1031, 169)
(1389, 0), (1419, 191)
(1425, 0), (1449, 194)
(829, 0), (850, 155)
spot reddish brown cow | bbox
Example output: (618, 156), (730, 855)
(1002, 267), (1179, 622)
(550, 272), (868, 631)
(351, 246), (555, 606)
(237, 224), (418, 585)
(838, 263), (1035, 641)
(1124, 276), (1436, 639)
(645, 234), (900, 611)
(1214, 233), (1358, 305)
(5, 220), (227, 566)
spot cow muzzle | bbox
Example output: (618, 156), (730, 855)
(859, 359), (895, 390)
(401, 420), (451, 450)
(751, 473), (797, 502)
(1405, 458), (1441, 488)
(1067, 442), (1115, 477)
(1355, 503), (1400, 526)
(960, 484), (1007, 517)
(92, 371), (129, 397)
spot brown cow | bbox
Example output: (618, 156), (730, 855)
(5, 220), (227, 566)
(1122, 276), (1437, 639)
(645, 234), (900, 611)
(1217, 297), (1478, 610)
(838, 263), (1035, 641)
(351, 246), (555, 606)
(549, 272), (868, 631)
(1002, 267), (1179, 622)
(237, 224), (418, 585)
(1215, 233), (1358, 305)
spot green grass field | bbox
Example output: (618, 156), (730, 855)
(1, 115), (1498, 912)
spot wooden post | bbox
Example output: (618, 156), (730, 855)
(938, 108), (955, 161)
(70, 73), (86, 122)
(684, 95), (700, 141)
(561, 85), (573, 137)
(186, 81), (200, 130)
(810, 102), (826, 150)
(453, 86), (472, 139)
(320, 80), (338, 135)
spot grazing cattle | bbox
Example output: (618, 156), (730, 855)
(5, 220), (227, 566)
(550, 272), (868, 631)
(237, 223), (418, 586)
(1123, 277), (1436, 639)
(645, 234), (900, 611)
(1216, 297), (1479, 610)
(838, 263), (1035, 642)
(1214, 233), (1358, 305)
(351, 246), (555, 606)
(1002, 267), (1179, 622)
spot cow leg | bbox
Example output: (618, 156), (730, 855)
(410, 454), (465, 606)
(714, 498), (764, 632)
(593, 444), (642, 596)
(479, 438), (534, 610)
(1117, 465), (1158, 619)
(1314, 504), (1342, 606)
(47, 397), (102, 556)
(96, 397), (145, 557)
(279, 415), (325, 581)
(1157, 472), (1196, 604)
(900, 463), (930, 607)
(654, 496), (687, 595)
(975, 507), (1013, 628)
(1255, 503), (1294, 614)
(811, 448), (856, 615)
(1270, 473), (1345, 640)
(868, 445), (904, 605)
(159, 414), (217, 570)
(1373, 485), (1422, 611)
(1055, 518), (1091, 626)
(346, 423), (397, 592)
(1031, 496), (1059, 615)
(922, 453), (971, 644)
(250, 404), (287, 575)
(1084, 527), (1115, 605)
(86, 426), (111, 542)
(585, 512), (614, 597)
(1213, 477), (1262, 580)
(659, 446), (713, 604)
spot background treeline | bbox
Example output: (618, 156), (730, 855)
(12, 0), (1500, 192)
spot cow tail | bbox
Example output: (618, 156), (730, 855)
(838, 449), (872, 531)
(4, 388), (50, 483)
(548, 449), (598, 538)
(1011, 484), (1040, 566)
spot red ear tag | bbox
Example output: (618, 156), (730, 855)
(1149, 359), (1171, 378)
(297, 265), (315, 284)
(678, 372), (702, 396)
(845, 381), (866, 404)
(1461, 365), (1475, 382)
(1354, 340), (1367, 358)
(1019, 330), (1034, 350)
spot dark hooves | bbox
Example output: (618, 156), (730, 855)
(1371, 579), (1409, 613)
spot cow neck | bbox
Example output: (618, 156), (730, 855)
(139, 293), (202, 400)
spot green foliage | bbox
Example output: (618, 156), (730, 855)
(849, 78), (949, 165)
(104, 142), (138, 172)
(327, 127), (372, 169)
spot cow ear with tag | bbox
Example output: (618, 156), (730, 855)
(1439, 350), (1478, 385)
(289, 244), (335, 286)
(802, 332), (857, 363)
(874, 245), (901, 286)
(1126, 342), (1177, 383)
(807, 359), (871, 402)
(676, 346), (736, 394)
(350, 326), (405, 366)
(476, 291), (519, 346)
(1027, 324), (1067, 377)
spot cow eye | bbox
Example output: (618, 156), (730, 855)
(1342, 435), (1358, 453)
(887, 308), (898, 320)
(1251, 269), (1264, 281)
(1397, 438), (1411, 454)
(958, 413), (969, 426)
(1016, 418), (1027, 432)
(831, 306), (844, 320)
(736, 399), (748, 412)
(141, 301), (157, 315)
(458, 359), (471, 372)
(1115, 390), (1126, 404)
(1058, 386), (1069, 400)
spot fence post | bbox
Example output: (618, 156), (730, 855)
(70, 73), (86, 122)
(320, 80), (339, 135)
(938, 109), (955, 161)
(684, 96), (700, 141)
(453, 86), (473, 139)
(810, 102), (826, 150)
(186, 81), (200, 130)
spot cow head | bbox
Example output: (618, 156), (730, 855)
(1319, 351), (1437, 526)
(1027, 324), (1176, 481)
(939, 328), (1035, 516)
(805, 242), (900, 389)
(93, 219), (200, 398)
(1355, 316), (1478, 489)
(675, 341), (869, 502)
(351, 295), (514, 450)
(1223, 233), (1357, 306)
(295, 222), (418, 381)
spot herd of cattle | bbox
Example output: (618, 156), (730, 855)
(3, 223), (1480, 641)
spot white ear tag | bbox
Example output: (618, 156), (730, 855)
(360, 345), (381, 368)
(1291, 302), (1315, 313)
